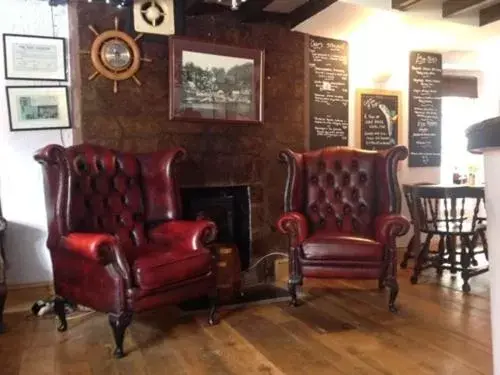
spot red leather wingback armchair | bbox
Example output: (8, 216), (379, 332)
(35, 144), (219, 358)
(277, 146), (410, 312)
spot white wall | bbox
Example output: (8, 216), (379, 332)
(347, 21), (440, 246)
(0, 0), (71, 285)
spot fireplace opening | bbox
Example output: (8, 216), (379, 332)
(181, 185), (251, 271)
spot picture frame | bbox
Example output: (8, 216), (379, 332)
(6, 86), (71, 131)
(169, 36), (264, 125)
(355, 88), (402, 150)
(3, 34), (67, 81)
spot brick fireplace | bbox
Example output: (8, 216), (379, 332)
(181, 185), (251, 270)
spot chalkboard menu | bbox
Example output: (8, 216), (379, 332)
(308, 36), (349, 150)
(357, 89), (400, 151)
(409, 51), (442, 167)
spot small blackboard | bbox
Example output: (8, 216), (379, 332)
(408, 51), (442, 167)
(357, 89), (401, 150)
(308, 36), (349, 150)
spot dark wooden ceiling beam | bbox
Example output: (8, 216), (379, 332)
(442, 0), (486, 18)
(392, 0), (424, 11)
(480, 2), (500, 26)
(185, 0), (227, 15)
(237, 0), (274, 22)
(288, 0), (337, 28)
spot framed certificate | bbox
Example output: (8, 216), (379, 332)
(3, 34), (67, 81)
(6, 86), (71, 131)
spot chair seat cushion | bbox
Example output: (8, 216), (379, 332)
(133, 248), (212, 291)
(302, 232), (383, 261)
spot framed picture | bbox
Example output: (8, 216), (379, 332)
(3, 34), (67, 81)
(355, 88), (402, 150)
(169, 36), (264, 125)
(6, 86), (71, 131)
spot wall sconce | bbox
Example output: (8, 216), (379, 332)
(217, 0), (248, 10)
(372, 71), (393, 83)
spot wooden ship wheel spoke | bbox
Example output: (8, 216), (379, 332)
(80, 16), (152, 94)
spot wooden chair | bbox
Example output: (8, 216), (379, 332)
(400, 183), (434, 269)
(410, 185), (488, 292)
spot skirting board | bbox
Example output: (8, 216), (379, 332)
(4, 282), (54, 314)
(7, 281), (54, 291)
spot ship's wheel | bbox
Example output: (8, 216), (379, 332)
(81, 17), (152, 94)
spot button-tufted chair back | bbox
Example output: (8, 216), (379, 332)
(66, 146), (147, 249)
(280, 146), (407, 238)
(35, 144), (186, 254)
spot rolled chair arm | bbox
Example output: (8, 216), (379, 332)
(148, 220), (217, 250)
(61, 233), (131, 281)
(34, 144), (66, 165)
(277, 212), (308, 247)
(374, 214), (410, 245)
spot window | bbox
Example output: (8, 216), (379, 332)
(441, 97), (483, 185)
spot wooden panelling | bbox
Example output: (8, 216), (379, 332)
(480, 2), (500, 26)
(442, 0), (486, 18)
(442, 75), (478, 98)
(236, 0), (274, 22)
(392, 0), (425, 10)
(288, 0), (337, 28)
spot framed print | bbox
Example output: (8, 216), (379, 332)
(355, 89), (402, 150)
(169, 36), (264, 125)
(3, 34), (67, 81)
(6, 86), (71, 131)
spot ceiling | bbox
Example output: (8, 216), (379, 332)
(294, 0), (500, 54)
(185, 0), (337, 27)
(186, 0), (500, 64)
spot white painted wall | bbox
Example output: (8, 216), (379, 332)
(0, 0), (71, 285)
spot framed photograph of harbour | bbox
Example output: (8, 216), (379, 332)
(3, 34), (67, 81)
(169, 37), (264, 125)
(6, 86), (71, 131)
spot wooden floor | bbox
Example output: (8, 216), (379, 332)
(0, 267), (492, 375)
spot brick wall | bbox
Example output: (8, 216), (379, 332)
(74, 3), (306, 261)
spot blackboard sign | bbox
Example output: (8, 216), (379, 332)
(408, 51), (442, 167)
(357, 89), (401, 150)
(308, 36), (349, 150)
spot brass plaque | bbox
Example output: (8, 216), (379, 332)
(219, 247), (233, 254)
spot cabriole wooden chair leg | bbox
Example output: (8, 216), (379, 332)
(208, 291), (220, 326)
(288, 280), (299, 307)
(54, 296), (68, 332)
(387, 277), (399, 313)
(109, 312), (133, 359)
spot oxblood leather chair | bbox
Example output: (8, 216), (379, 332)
(277, 146), (410, 312)
(35, 144), (219, 358)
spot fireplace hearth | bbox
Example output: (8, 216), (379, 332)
(181, 185), (251, 270)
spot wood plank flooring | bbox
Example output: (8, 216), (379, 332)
(0, 267), (492, 375)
